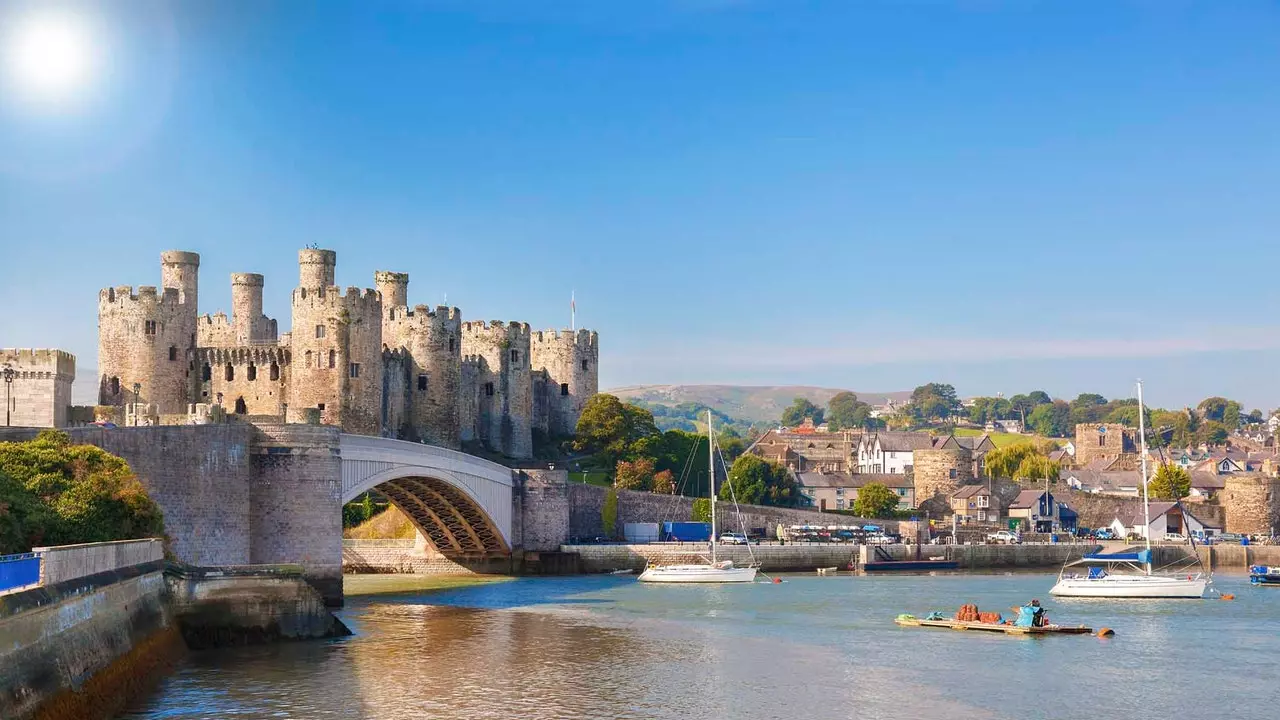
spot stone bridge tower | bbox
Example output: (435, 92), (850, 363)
(97, 251), (200, 414)
(286, 249), (384, 435)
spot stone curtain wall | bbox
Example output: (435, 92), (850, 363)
(517, 470), (572, 551)
(1221, 475), (1280, 535)
(564, 481), (892, 540)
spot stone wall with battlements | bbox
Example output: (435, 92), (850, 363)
(196, 346), (290, 416)
(383, 302), (463, 448)
(530, 329), (599, 438)
(461, 321), (533, 459)
(0, 348), (75, 428)
(286, 284), (383, 435)
(1074, 423), (1137, 467)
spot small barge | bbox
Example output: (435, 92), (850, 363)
(1249, 566), (1280, 586)
(864, 559), (959, 571)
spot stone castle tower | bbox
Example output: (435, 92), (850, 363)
(98, 248), (599, 459)
(1221, 475), (1280, 536)
(1073, 423), (1138, 467)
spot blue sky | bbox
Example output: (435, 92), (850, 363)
(1, 1), (1278, 410)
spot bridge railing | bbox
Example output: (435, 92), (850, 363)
(340, 435), (514, 481)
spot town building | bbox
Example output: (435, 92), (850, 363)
(1073, 423), (1139, 468)
(95, 250), (599, 459)
(0, 349), (76, 428)
(1006, 489), (1075, 533)
(1106, 502), (1217, 540)
(856, 432), (936, 474)
(747, 427), (861, 474)
(950, 484), (1001, 524)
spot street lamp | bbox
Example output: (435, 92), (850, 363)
(132, 382), (141, 427)
(2, 364), (13, 427)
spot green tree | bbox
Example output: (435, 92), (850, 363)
(602, 487), (618, 538)
(827, 392), (873, 430)
(1068, 393), (1109, 426)
(967, 396), (1011, 425)
(572, 394), (661, 468)
(1015, 455), (1059, 485)
(984, 442), (1041, 480)
(1198, 420), (1228, 445)
(908, 383), (962, 424)
(1027, 400), (1071, 437)
(614, 457), (656, 491)
(720, 454), (800, 507)
(1197, 397), (1229, 423)
(780, 397), (824, 427)
(853, 482), (900, 518)
(1148, 464), (1191, 500)
(0, 430), (164, 553)
(1223, 401), (1242, 429)
(691, 497), (711, 523)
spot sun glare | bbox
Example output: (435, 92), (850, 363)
(2, 9), (100, 109)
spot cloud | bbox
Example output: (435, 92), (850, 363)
(615, 330), (1280, 371)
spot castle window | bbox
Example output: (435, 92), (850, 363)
(247, 364), (257, 381)
(418, 375), (428, 391)
(225, 363), (234, 381)
(510, 349), (520, 364)
(1099, 435), (1105, 447)
(349, 362), (361, 379)
(317, 403), (325, 411)
(328, 350), (336, 368)
(449, 338), (455, 351)
(304, 351), (313, 368)
(109, 376), (120, 396)
(144, 320), (157, 336)
(560, 383), (569, 396)
(485, 382), (494, 397)
(270, 362), (280, 381)
(234, 397), (247, 414)
(202, 364), (211, 381)
(949, 468), (957, 479)
(315, 325), (326, 339)
(581, 360), (588, 371)
(169, 346), (178, 361)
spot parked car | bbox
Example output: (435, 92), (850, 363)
(1092, 529), (1115, 540)
(1163, 532), (1188, 543)
(718, 532), (749, 545)
(1217, 532), (1245, 544)
(987, 530), (1020, 544)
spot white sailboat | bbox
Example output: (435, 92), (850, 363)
(1050, 381), (1208, 599)
(638, 411), (760, 584)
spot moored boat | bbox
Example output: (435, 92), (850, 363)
(1250, 566), (1280, 585)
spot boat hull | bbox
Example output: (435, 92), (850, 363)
(637, 564), (758, 583)
(864, 560), (958, 572)
(895, 617), (1093, 635)
(1050, 575), (1207, 599)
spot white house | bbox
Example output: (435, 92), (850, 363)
(1107, 502), (1219, 540)
(856, 432), (935, 474)
(1061, 469), (1141, 497)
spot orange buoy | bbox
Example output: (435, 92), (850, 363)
(1220, 594), (1235, 601)
(772, 577), (782, 584)
(1097, 628), (1115, 637)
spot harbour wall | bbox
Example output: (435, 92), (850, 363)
(0, 540), (180, 720)
(564, 543), (860, 573)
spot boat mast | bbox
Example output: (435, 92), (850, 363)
(708, 409), (717, 563)
(1137, 380), (1152, 575)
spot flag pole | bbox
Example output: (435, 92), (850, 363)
(571, 290), (576, 331)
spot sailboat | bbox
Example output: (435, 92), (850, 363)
(638, 411), (760, 584)
(1049, 381), (1209, 599)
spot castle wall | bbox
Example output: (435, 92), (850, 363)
(97, 283), (195, 415)
(913, 447), (974, 513)
(461, 321), (532, 459)
(196, 346), (291, 416)
(1074, 423), (1136, 466)
(388, 305), (462, 447)
(196, 313), (236, 347)
(286, 285), (383, 435)
(1222, 475), (1280, 535)
(530, 329), (599, 437)
(0, 349), (75, 428)
(381, 348), (409, 437)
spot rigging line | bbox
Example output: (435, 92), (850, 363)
(715, 434), (759, 566)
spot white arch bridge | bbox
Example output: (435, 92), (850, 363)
(340, 435), (515, 557)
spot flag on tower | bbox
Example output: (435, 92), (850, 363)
(571, 291), (576, 331)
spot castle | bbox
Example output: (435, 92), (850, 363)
(96, 249), (599, 458)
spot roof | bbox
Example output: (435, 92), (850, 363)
(951, 484), (992, 499)
(954, 435), (996, 453)
(796, 472), (857, 489)
(1008, 489), (1047, 510)
(871, 432), (937, 453)
(1062, 469), (1142, 493)
(1189, 472), (1226, 491)
(850, 472), (915, 489)
(1048, 449), (1070, 462)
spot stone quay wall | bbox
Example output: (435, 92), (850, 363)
(565, 543), (860, 573)
(35, 538), (164, 586)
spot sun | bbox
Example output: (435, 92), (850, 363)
(2, 9), (100, 108)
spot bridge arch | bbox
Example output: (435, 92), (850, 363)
(339, 435), (514, 557)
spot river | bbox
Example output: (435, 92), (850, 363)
(121, 572), (1278, 719)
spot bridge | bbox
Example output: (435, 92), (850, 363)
(338, 435), (514, 557)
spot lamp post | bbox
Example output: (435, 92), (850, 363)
(132, 382), (141, 427)
(3, 364), (13, 427)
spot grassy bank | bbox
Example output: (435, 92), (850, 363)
(953, 427), (1050, 448)
(343, 574), (513, 598)
(568, 470), (612, 487)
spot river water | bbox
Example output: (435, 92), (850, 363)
(122, 572), (1277, 720)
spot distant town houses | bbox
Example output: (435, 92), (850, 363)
(1105, 501), (1218, 540)
(1006, 489), (1077, 533)
(794, 471), (914, 512)
(950, 485), (1000, 524)
(856, 432), (936, 474)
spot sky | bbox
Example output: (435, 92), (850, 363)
(1, 0), (1278, 411)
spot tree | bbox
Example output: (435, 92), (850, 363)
(1198, 421), (1228, 445)
(908, 383), (962, 424)
(984, 443), (1041, 480)
(614, 457), (655, 491)
(720, 454), (800, 507)
(0, 430), (164, 553)
(853, 482), (900, 518)
(827, 392), (873, 430)
(572, 394), (661, 468)
(967, 396), (1011, 425)
(691, 497), (712, 523)
(1027, 400), (1071, 437)
(1223, 401), (1242, 429)
(1247, 409), (1265, 425)
(1197, 397), (1229, 423)
(1068, 393), (1109, 426)
(1015, 455), (1059, 485)
(780, 397), (824, 427)
(1148, 464), (1191, 500)
(602, 487), (618, 538)
(652, 470), (675, 495)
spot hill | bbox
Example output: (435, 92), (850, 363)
(608, 385), (911, 426)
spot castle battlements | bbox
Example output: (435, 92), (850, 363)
(99, 285), (184, 306)
(0, 348), (76, 377)
(531, 328), (598, 347)
(292, 286), (381, 306)
(196, 345), (291, 366)
(461, 320), (532, 338)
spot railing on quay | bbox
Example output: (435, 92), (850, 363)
(0, 552), (41, 593)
